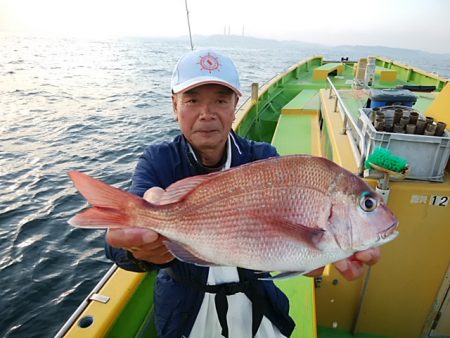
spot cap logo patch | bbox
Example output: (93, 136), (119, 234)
(198, 53), (221, 73)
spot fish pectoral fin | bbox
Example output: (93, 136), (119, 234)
(163, 240), (219, 267)
(265, 217), (326, 249)
(258, 271), (307, 281)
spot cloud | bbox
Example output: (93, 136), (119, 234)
(1, 0), (449, 53)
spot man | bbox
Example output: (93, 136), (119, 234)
(105, 49), (380, 338)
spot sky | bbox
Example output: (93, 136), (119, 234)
(1, 0), (449, 54)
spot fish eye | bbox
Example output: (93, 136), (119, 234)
(359, 193), (378, 212)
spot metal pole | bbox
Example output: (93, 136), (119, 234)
(352, 266), (372, 335)
(184, 0), (194, 51)
(327, 77), (367, 175)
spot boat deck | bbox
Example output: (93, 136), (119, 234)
(235, 56), (450, 338)
(317, 85), (450, 338)
(318, 327), (389, 338)
(60, 56), (449, 338)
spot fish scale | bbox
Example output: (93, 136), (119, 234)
(69, 155), (399, 272)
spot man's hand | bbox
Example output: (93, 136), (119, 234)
(305, 247), (381, 280)
(334, 247), (381, 280)
(105, 187), (175, 265)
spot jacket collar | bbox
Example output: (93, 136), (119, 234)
(182, 131), (242, 173)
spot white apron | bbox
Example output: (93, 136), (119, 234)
(187, 136), (287, 338)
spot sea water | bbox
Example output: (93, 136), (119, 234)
(0, 34), (449, 337)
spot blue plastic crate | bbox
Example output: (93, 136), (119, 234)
(369, 88), (417, 108)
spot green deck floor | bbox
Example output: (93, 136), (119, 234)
(271, 114), (313, 155)
(318, 327), (390, 338)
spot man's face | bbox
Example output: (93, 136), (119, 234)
(172, 84), (239, 154)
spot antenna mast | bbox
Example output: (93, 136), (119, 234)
(184, 0), (194, 50)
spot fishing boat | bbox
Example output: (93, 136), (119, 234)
(56, 56), (450, 338)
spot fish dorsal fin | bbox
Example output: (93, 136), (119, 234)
(159, 172), (223, 205)
(163, 240), (219, 267)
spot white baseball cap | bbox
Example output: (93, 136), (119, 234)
(171, 49), (242, 96)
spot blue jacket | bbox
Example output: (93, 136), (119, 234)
(105, 131), (295, 338)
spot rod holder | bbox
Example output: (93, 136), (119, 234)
(251, 83), (259, 105)
(376, 186), (390, 203)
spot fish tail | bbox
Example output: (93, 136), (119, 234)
(68, 171), (151, 229)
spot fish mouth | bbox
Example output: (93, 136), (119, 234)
(377, 221), (399, 242)
(354, 221), (399, 251)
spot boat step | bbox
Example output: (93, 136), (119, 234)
(313, 63), (344, 81)
(271, 113), (321, 156)
(375, 66), (397, 82)
(281, 89), (320, 115)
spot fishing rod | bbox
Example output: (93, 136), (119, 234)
(184, 0), (194, 50)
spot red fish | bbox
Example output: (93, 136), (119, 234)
(69, 155), (398, 275)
